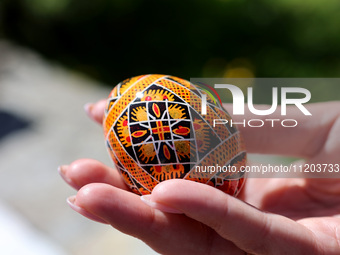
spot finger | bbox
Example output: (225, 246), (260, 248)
(148, 179), (320, 255)
(223, 101), (340, 159)
(306, 110), (340, 164)
(70, 183), (244, 255)
(84, 99), (106, 124)
(59, 159), (128, 191)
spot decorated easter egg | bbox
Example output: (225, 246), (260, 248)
(103, 74), (246, 196)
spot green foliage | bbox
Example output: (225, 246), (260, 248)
(1, 0), (340, 85)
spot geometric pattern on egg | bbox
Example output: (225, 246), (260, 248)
(104, 74), (246, 196)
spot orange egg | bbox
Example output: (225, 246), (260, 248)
(103, 74), (246, 196)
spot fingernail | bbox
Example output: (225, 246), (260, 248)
(140, 195), (182, 214)
(58, 165), (80, 190)
(84, 103), (96, 121)
(67, 196), (108, 224)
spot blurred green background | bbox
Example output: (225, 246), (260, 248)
(2, 0), (340, 86)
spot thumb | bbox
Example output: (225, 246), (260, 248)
(144, 179), (319, 255)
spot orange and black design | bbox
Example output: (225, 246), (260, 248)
(104, 74), (246, 196)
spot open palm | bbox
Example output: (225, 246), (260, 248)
(60, 101), (340, 255)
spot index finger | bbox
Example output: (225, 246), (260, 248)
(84, 100), (107, 124)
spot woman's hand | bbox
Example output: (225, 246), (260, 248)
(59, 101), (340, 255)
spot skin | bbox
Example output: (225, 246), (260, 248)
(61, 101), (340, 255)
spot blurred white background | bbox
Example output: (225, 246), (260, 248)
(0, 41), (158, 255)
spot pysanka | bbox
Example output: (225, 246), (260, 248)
(103, 74), (246, 196)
